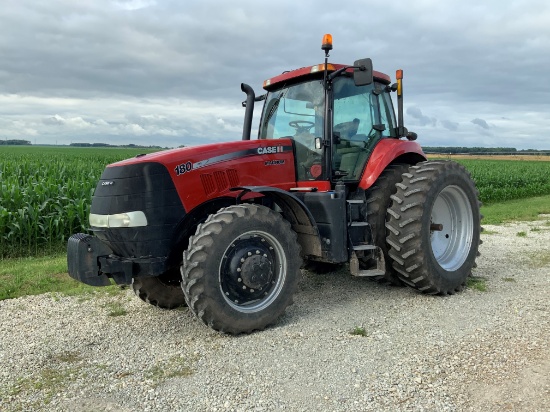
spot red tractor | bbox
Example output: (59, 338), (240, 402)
(68, 34), (481, 334)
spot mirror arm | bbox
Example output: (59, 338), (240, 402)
(327, 65), (364, 82)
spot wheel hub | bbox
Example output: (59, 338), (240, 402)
(220, 234), (278, 304)
(240, 254), (273, 289)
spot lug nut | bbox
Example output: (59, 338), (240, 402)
(237, 268), (241, 272)
(238, 278), (242, 282)
(256, 250), (260, 254)
(248, 252), (252, 256)
(242, 285), (247, 290)
(250, 289), (255, 292)
(241, 258), (245, 263)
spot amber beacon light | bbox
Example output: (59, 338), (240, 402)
(321, 34), (333, 51)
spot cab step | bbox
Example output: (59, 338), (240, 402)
(353, 269), (385, 277)
(349, 249), (385, 278)
(353, 243), (376, 251)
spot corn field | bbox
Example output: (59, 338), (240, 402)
(0, 146), (156, 258)
(1, 147), (549, 258)
(457, 159), (550, 204)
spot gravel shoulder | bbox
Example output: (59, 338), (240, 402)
(1, 219), (549, 411)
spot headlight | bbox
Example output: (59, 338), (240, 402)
(89, 211), (148, 228)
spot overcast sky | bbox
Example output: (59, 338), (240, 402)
(1, 0), (549, 149)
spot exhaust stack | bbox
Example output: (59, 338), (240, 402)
(241, 83), (255, 140)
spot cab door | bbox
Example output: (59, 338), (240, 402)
(332, 78), (395, 181)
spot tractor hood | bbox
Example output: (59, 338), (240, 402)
(105, 139), (297, 212)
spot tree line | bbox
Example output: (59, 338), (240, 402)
(423, 147), (548, 154)
(0, 139), (31, 145)
(69, 143), (164, 148)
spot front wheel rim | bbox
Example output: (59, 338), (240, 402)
(219, 230), (287, 313)
(430, 185), (474, 271)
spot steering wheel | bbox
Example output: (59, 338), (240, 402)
(289, 120), (315, 134)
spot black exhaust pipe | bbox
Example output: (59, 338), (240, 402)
(241, 83), (255, 140)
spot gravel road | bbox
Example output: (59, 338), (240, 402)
(1, 218), (549, 411)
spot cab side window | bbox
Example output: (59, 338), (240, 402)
(380, 92), (397, 138)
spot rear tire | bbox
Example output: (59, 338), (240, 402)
(385, 161), (481, 294)
(182, 204), (302, 334)
(364, 163), (410, 285)
(132, 268), (187, 309)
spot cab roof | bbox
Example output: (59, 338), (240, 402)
(263, 63), (391, 91)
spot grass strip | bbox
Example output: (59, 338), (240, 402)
(0, 254), (119, 300)
(480, 194), (550, 224)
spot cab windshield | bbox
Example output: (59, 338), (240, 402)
(259, 80), (325, 181)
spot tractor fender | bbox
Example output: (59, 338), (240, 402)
(231, 186), (323, 258)
(358, 140), (427, 190)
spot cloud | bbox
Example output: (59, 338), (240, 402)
(0, 1), (549, 148)
(406, 107), (436, 127)
(41, 114), (92, 129)
(42, 115), (65, 125)
(471, 118), (490, 129)
(115, 0), (157, 11)
(441, 120), (459, 131)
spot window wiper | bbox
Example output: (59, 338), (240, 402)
(265, 89), (288, 124)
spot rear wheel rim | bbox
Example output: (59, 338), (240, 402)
(430, 185), (474, 271)
(219, 230), (286, 313)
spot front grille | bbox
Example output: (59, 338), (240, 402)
(90, 162), (186, 258)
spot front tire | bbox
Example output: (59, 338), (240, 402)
(132, 268), (187, 309)
(182, 204), (302, 334)
(385, 161), (481, 294)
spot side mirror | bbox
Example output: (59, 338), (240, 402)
(353, 58), (373, 86)
(406, 131), (418, 141)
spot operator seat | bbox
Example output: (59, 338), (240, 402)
(334, 118), (367, 178)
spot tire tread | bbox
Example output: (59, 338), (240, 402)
(385, 160), (482, 295)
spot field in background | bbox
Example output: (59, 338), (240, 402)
(455, 159), (550, 204)
(1, 146), (550, 258)
(0, 146), (158, 258)
(433, 154), (550, 162)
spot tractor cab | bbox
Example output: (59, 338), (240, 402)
(240, 34), (421, 188)
(258, 71), (397, 183)
(248, 34), (405, 187)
